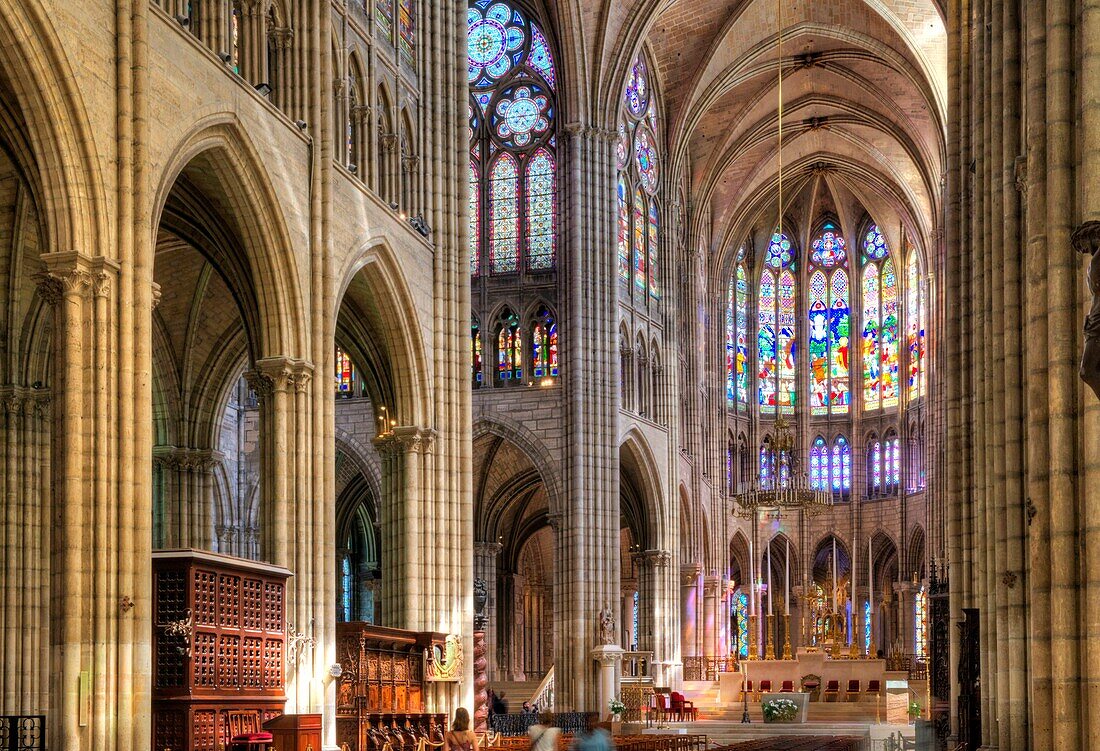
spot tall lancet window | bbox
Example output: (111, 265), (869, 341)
(727, 247), (750, 409)
(906, 244), (927, 400)
(861, 224), (900, 410)
(615, 54), (661, 302)
(758, 232), (797, 413)
(468, 0), (558, 275)
(808, 222), (850, 415)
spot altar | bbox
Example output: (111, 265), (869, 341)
(717, 651), (889, 704)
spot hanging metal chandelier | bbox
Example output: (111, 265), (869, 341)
(732, 9), (833, 520)
(732, 417), (834, 518)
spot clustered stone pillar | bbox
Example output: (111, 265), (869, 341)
(474, 541), (502, 678)
(153, 448), (219, 550)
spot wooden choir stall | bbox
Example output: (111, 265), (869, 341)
(335, 623), (462, 751)
(152, 550), (292, 751)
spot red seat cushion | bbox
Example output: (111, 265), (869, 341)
(232, 731), (274, 742)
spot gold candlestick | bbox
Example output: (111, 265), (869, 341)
(782, 614), (792, 659)
(765, 613), (776, 659)
(749, 614), (758, 660)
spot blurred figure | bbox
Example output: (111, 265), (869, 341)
(571, 714), (611, 751)
(528, 711), (560, 751)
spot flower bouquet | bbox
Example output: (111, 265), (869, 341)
(761, 697), (799, 723)
(609, 698), (626, 720)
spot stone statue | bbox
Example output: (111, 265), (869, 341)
(1074, 220), (1100, 399)
(473, 578), (488, 630)
(598, 605), (616, 645)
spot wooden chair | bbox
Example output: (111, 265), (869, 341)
(670, 691), (697, 721)
(845, 679), (861, 702)
(757, 679), (772, 699)
(823, 679), (841, 702)
(226, 711), (274, 751)
(779, 680), (794, 693)
(653, 692), (672, 724)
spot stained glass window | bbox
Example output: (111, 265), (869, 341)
(915, 586), (927, 659)
(489, 154), (519, 273)
(632, 591), (639, 651)
(633, 187), (646, 292)
(617, 53), (661, 302)
(468, 0), (557, 274)
(736, 591), (749, 658)
(906, 248), (925, 400)
(885, 434), (900, 492)
(472, 317), (483, 386)
(336, 347), (355, 395)
(735, 262), (749, 407)
(807, 223), (850, 414)
(618, 176), (629, 282)
(726, 277), (736, 405)
(496, 308), (522, 383)
(398, 0), (415, 65)
(870, 439), (882, 496)
(833, 436), (851, 493)
(532, 304), (559, 378)
(647, 199), (660, 298)
(341, 555), (352, 622)
(376, 0), (393, 41)
(810, 436), (828, 490)
(862, 225), (900, 410)
(470, 161), (480, 275)
(863, 598), (872, 653)
(758, 233), (796, 412)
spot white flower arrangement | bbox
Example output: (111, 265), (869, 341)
(609, 698), (626, 716)
(761, 697), (798, 722)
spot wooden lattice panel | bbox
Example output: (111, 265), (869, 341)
(218, 573), (241, 628)
(193, 570), (217, 626)
(193, 632), (217, 687)
(264, 581), (284, 632)
(243, 578), (263, 630)
(242, 636), (263, 688)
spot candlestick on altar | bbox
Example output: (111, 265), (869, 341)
(832, 539), (838, 615)
(782, 614), (792, 660)
(767, 542), (773, 617)
(784, 538), (790, 616)
(765, 613), (776, 659)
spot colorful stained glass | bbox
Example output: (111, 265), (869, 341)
(377, 0), (393, 42)
(881, 258), (899, 408)
(526, 149), (555, 270)
(758, 269), (778, 411)
(760, 444), (774, 485)
(617, 176), (629, 281)
(863, 224), (888, 260)
(489, 154), (519, 273)
(871, 440), (882, 495)
(467, 2), (524, 85)
(809, 270), (829, 415)
(497, 310), (522, 381)
(493, 85), (550, 148)
(915, 587), (927, 659)
(528, 24), (555, 86)
(625, 56), (649, 117)
(886, 435), (900, 491)
(862, 264), (881, 407)
(615, 120), (629, 169)
(472, 318), (483, 385)
(906, 250), (924, 400)
(777, 269), (797, 412)
(830, 269), (851, 413)
(810, 436), (828, 490)
(647, 198), (659, 298)
(727, 277), (736, 405)
(863, 599), (872, 653)
(735, 264), (749, 406)
(532, 305), (559, 378)
(469, 161), (480, 275)
(766, 232), (794, 268)
(398, 0), (414, 64)
(636, 129), (659, 194)
(833, 436), (851, 492)
(736, 591), (749, 658)
(811, 225), (847, 267)
(633, 187), (646, 292)
(336, 347), (355, 394)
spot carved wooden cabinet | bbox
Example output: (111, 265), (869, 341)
(152, 549), (292, 751)
(263, 713), (322, 751)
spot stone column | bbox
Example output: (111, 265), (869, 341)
(591, 645), (624, 721)
(894, 582), (915, 660)
(620, 580), (637, 650)
(702, 576), (720, 658)
(474, 541), (502, 678)
(680, 565), (701, 660)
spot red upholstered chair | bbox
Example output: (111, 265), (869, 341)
(653, 692), (672, 724)
(227, 711), (273, 751)
(758, 679), (772, 697)
(823, 679), (841, 702)
(670, 691), (697, 721)
(845, 679), (861, 702)
(741, 679), (754, 702)
(867, 679), (882, 698)
(779, 680), (795, 693)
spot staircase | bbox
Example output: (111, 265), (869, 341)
(488, 679), (543, 707)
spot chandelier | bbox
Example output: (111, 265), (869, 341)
(732, 417), (834, 518)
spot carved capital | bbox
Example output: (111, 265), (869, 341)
(34, 275), (64, 307)
(351, 103), (372, 124)
(680, 563), (702, 587)
(401, 154), (420, 173)
(380, 133), (398, 152)
(268, 26), (293, 49)
(474, 541), (503, 558)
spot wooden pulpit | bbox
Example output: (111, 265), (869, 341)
(263, 713), (323, 751)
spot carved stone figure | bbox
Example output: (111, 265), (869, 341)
(1072, 220), (1100, 398)
(473, 577), (488, 629)
(598, 605), (616, 645)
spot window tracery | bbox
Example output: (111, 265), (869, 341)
(617, 54), (660, 302)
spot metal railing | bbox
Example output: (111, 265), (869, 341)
(0, 716), (45, 750)
(530, 666), (555, 711)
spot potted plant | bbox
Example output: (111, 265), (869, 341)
(908, 700), (922, 722)
(761, 697), (799, 723)
(609, 698), (626, 721)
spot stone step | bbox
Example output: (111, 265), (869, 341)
(488, 679), (543, 707)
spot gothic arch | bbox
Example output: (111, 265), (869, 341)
(472, 416), (563, 523)
(152, 115), (306, 360)
(619, 429), (667, 550)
